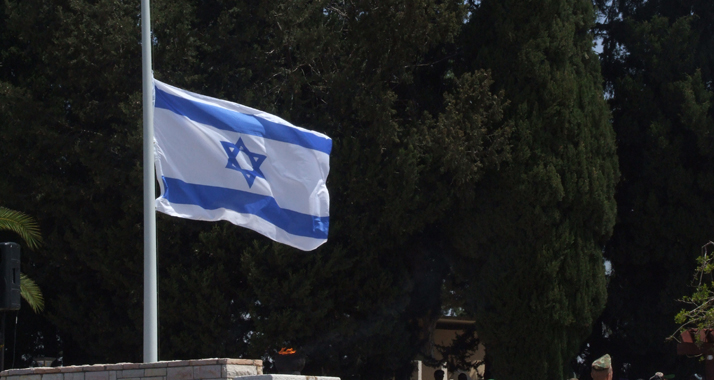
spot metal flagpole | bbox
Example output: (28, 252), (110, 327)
(141, 0), (158, 363)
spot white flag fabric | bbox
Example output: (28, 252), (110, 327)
(153, 79), (331, 251)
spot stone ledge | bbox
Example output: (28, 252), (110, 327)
(138, 363), (167, 370)
(60, 368), (86, 373)
(234, 376), (339, 380)
(3, 370), (34, 376)
(0, 359), (263, 380)
(37, 369), (62, 374)
(217, 361), (259, 366)
(166, 362), (190, 368)
(84, 366), (108, 372)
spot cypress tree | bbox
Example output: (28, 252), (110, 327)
(448, 1), (619, 379)
(585, 1), (714, 378)
(213, 1), (511, 378)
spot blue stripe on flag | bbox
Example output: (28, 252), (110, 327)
(155, 88), (332, 155)
(161, 177), (329, 239)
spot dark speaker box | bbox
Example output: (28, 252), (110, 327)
(0, 243), (21, 311)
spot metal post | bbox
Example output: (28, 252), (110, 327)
(141, 0), (158, 364)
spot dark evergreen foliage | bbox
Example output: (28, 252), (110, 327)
(2, 0), (646, 378)
(448, 0), (619, 379)
(583, 1), (714, 378)
(1, 0), (512, 378)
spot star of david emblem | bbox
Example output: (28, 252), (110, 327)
(221, 137), (267, 188)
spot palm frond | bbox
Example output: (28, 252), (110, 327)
(0, 207), (43, 250)
(20, 272), (44, 313)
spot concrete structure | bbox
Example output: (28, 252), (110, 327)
(418, 317), (485, 380)
(235, 376), (338, 380)
(0, 358), (262, 380)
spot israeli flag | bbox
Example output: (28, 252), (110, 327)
(153, 79), (331, 251)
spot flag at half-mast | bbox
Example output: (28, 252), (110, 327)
(152, 79), (331, 251)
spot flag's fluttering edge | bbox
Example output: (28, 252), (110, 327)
(153, 79), (331, 251)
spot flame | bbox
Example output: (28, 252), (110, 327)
(278, 347), (296, 355)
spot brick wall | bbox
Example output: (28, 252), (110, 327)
(0, 358), (263, 380)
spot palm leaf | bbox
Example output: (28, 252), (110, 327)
(20, 272), (44, 313)
(0, 207), (43, 250)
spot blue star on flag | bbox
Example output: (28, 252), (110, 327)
(221, 137), (267, 188)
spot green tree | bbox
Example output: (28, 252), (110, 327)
(673, 242), (714, 340)
(0, 0), (250, 364)
(447, 0), (619, 379)
(1, 0), (511, 376)
(584, 1), (714, 378)
(200, 1), (511, 378)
